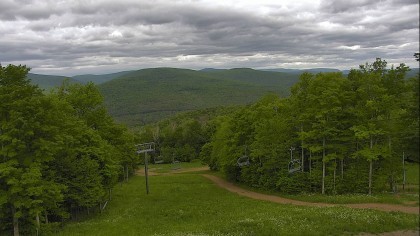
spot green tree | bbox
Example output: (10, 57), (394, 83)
(0, 65), (64, 235)
(349, 59), (392, 194)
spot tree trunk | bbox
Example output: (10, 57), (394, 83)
(369, 160), (373, 195)
(301, 124), (304, 172)
(125, 165), (129, 182)
(322, 137), (326, 194)
(333, 160), (336, 193)
(369, 137), (373, 195)
(341, 159), (344, 179)
(45, 212), (49, 224)
(322, 161), (326, 194)
(36, 213), (40, 236)
(309, 150), (312, 175)
(403, 151), (406, 191)
(11, 206), (19, 236)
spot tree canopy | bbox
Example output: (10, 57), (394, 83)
(0, 64), (137, 235)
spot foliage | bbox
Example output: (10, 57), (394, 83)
(202, 58), (419, 195)
(136, 106), (240, 165)
(0, 65), (136, 235)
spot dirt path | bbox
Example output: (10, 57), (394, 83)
(202, 174), (420, 215)
(358, 230), (419, 236)
(136, 168), (419, 215)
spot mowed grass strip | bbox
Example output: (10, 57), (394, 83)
(147, 159), (207, 174)
(57, 174), (419, 236)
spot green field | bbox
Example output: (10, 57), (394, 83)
(147, 159), (207, 173)
(56, 172), (418, 236)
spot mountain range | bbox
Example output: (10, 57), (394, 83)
(27, 67), (419, 126)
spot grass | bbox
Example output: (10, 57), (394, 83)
(148, 159), (207, 173)
(281, 193), (419, 206)
(56, 172), (418, 236)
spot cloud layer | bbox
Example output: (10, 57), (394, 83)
(0, 0), (418, 75)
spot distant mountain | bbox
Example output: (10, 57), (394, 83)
(262, 68), (342, 74)
(199, 68), (227, 72)
(261, 68), (303, 73)
(72, 71), (133, 84)
(98, 68), (299, 126)
(29, 66), (417, 127)
(27, 71), (134, 90)
(27, 73), (79, 90)
(203, 68), (298, 92)
(407, 68), (419, 78)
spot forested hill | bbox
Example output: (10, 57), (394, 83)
(202, 68), (299, 88)
(28, 66), (418, 126)
(98, 68), (300, 126)
(27, 73), (78, 90)
(72, 70), (133, 84)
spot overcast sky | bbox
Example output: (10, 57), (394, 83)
(0, 0), (418, 76)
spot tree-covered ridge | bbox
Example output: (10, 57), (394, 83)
(0, 65), (137, 235)
(98, 68), (300, 126)
(200, 58), (419, 195)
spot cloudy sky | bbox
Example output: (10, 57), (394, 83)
(0, 0), (418, 76)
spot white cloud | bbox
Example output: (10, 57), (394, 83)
(0, 0), (418, 75)
(109, 30), (123, 38)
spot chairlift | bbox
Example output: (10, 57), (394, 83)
(154, 156), (164, 164)
(237, 155), (250, 167)
(288, 146), (301, 174)
(288, 159), (301, 174)
(136, 142), (155, 154)
(237, 146), (250, 167)
(171, 156), (181, 170)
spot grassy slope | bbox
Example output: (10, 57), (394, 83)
(99, 68), (299, 125)
(57, 173), (418, 236)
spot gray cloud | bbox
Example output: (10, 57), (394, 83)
(0, 0), (418, 75)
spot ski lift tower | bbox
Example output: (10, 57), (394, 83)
(136, 142), (155, 194)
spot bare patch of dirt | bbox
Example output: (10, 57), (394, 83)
(345, 203), (419, 214)
(358, 230), (419, 236)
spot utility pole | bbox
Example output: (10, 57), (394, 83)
(289, 146), (295, 162)
(136, 142), (155, 195)
(301, 125), (304, 172)
(145, 152), (149, 194)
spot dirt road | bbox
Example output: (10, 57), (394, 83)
(202, 174), (420, 215)
(136, 167), (419, 215)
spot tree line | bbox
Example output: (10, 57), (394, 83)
(137, 58), (418, 197)
(0, 65), (137, 235)
(200, 58), (418, 195)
